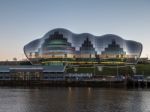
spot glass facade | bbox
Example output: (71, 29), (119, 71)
(24, 28), (142, 65)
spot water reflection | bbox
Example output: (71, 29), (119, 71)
(0, 87), (150, 112)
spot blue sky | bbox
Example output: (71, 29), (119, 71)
(0, 0), (150, 60)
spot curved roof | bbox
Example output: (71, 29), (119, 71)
(24, 28), (142, 65)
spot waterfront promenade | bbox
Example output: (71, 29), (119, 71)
(0, 78), (149, 88)
(0, 64), (150, 88)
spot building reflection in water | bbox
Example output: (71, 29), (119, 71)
(0, 88), (150, 112)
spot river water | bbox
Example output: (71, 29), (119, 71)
(0, 87), (150, 112)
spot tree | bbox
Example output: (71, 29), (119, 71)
(13, 57), (17, 61)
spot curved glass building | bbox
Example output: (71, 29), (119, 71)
(24, 28), (142, 65)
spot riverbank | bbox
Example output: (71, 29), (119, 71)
(0, 80), (149, 88)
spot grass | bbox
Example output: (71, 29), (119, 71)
(136, 64), (150, 75)
(66, 66), (133, 75)
(66, 64), (150, 76)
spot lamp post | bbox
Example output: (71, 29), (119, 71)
(94, 63), (95, 76)
(117, 63), (119, 77)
